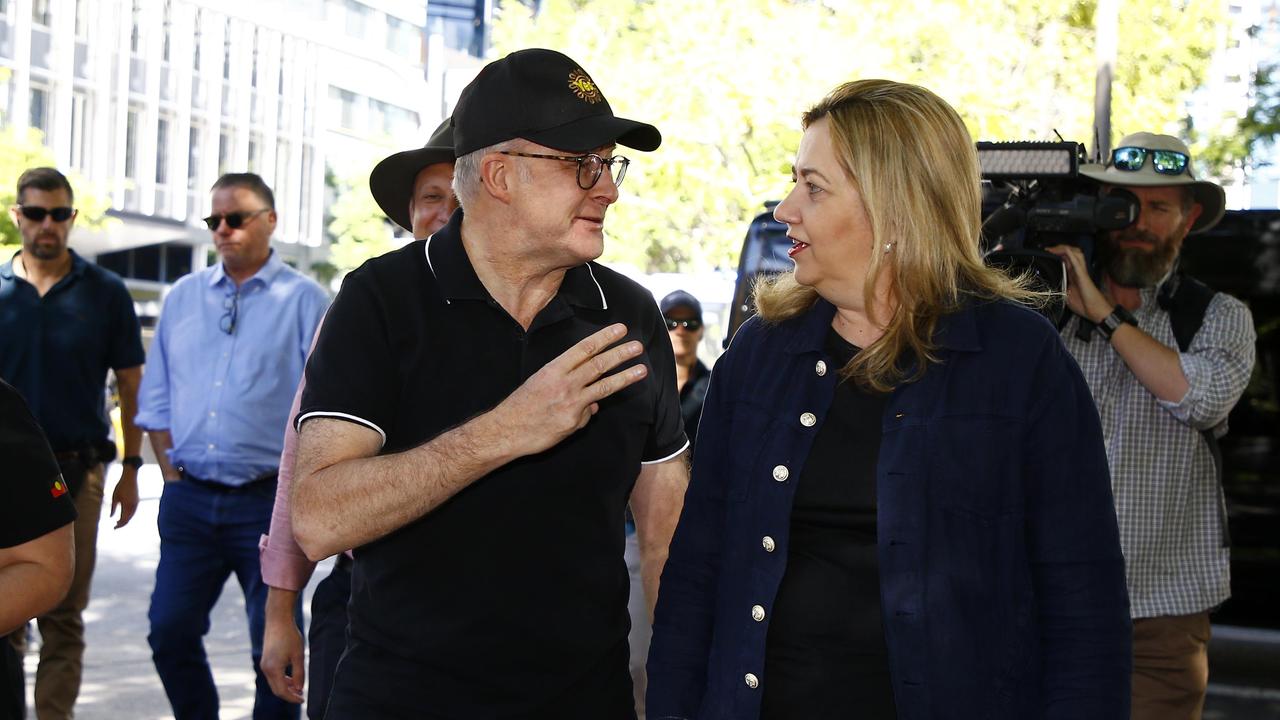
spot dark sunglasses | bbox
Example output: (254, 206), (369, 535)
(18, 205), (75, 222)
(665, 318), (703, 331)
(202, 208), (269, 232)
(1110, 147), (1189, 176)
(498, 151), (630, 190)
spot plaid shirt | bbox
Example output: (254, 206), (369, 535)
(1060, 285), (1256, 619)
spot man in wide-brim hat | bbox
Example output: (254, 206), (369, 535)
(256, 121), (458, 717)
(1048, 132), (1256, 719)
(290, 48), (689, 719)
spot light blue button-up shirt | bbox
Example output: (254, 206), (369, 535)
(136, 250), (328, 485)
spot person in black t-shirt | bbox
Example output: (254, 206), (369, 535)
(290, 49), (688, 719)
(1, 378), (76, 720)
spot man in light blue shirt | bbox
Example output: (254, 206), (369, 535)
(135, 172), (328, 720)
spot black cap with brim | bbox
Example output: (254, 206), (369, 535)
(370, 119), (455, 233)
(452, 48), (661, 156)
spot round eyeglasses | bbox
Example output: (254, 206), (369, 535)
(498, 151), (630, 190)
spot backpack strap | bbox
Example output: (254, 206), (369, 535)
(1157, 270), (1230, 547)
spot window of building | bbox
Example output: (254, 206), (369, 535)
(162, 0), (172, 62)
(156, 116), (171, 183)
(248, 132), (261, 173)
(345, 0), (369, 38)
(125, 109), (140, 179)
(130, 0), (142, 53)
(74, 0), (91, 38)
(70, 92), (88, 170)
(329, 85), (358, 131)
(218, 131), (231, 175)
(31, 0), (51, 26)
(29, 85), (50, 134)
(188, 125), (201, 190)
(428, 0), (486, 57)
(386, 15), (419, 57)
(223, 22), (232, 80)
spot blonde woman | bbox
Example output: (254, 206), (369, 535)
(646, 80), (1131, 720)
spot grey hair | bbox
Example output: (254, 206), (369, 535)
(452, 138), (526, 211)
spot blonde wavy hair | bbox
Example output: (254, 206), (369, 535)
(755, 79), (1044, 392)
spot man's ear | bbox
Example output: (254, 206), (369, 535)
(1182, 201), (1203, 234)
(480, 153), (515, 204)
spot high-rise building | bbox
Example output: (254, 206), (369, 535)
(0, 0), (490, 318)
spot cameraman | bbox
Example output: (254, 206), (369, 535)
(1047, 132), (1256, 720)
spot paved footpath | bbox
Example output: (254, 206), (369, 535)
(18, 465), (328, 719)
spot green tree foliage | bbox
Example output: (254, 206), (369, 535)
(1197, 61), (1280, 185)
(491, 0), (1223, 271)
(325, 162), (405, 273)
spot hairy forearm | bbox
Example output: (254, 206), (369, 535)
(292, 410), (525, 560)
(116, 367), (144, 457)
(1107, 324), (1190, 403)
(633, 455), (690, 619)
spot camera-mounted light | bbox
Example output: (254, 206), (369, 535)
(977, 141), (1081, 179)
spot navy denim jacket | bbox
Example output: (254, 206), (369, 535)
(647, 298), (1131, 720)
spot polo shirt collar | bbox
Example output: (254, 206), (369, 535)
(424, 210), (608, 311)
(782, 295), (984, 354)
(0, 249), (88, 282)
(208, 248), (284, 289)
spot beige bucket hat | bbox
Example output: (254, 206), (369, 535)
(1079, 131), (1225, 234)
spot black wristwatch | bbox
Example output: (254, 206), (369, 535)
(121, 455), (144, 470)
(1097, 305), (1138, 341)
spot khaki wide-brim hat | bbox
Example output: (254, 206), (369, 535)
(1079, 131), (1225, 234)
(369, 119), (455, 233)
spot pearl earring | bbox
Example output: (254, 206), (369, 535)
(884, 242), (894, 253)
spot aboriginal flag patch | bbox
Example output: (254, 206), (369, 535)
(51, 476), (68, 498)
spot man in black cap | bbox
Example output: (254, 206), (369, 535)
(660, 290), (712, 446)
(1048, 132), (1256, 719)
(256, 119), (458, 717)
(291, 49), (688, 719)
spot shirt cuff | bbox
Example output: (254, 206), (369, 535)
(1155, 353), (1202, 423)
(258, 533), (318, 591)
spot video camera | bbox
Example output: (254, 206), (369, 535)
(978, 141), (1139, 320)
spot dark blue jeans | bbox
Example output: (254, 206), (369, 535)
(148, 477), (301, 720)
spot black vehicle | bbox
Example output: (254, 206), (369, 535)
(728, 205), (1280, 629)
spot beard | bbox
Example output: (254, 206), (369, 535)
(25, 233), (65, 261)
(1099, 227), (1180, 288)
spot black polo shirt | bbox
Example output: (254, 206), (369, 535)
(298, 210), (687, 718)
(0, 250), (145, 450)
(1, 379), (76, 548)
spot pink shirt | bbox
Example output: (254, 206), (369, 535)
(257, 318), (351, 590)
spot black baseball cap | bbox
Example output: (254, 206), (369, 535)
(660, 290), (702, 321)
(369, 119), (455, 233)
(451, 48), (661, 156)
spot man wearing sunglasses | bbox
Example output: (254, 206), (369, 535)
(256, 119), (458, 718)
(1047, 133), (1256, 720)
(135, 173), (328, 720)
(0, 167), (146, 720)
(290, 49), (689, 719)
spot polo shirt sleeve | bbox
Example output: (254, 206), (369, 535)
(0, 382), (77, 548)
(106, 275), (146, 370)
(641, 307), (689, 464)
(296, 267), (394, 446)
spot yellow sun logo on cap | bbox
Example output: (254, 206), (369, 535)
(568, 69), (602, 104)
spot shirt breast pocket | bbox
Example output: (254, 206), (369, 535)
(929, 414), (1022, 521)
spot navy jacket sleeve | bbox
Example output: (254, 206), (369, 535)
(646, 318), (752, 718)
(1023, 330), (1132, 717)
